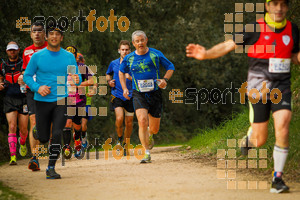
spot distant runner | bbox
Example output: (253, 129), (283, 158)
(0, 41), (28, 165)
(106, 40), (134, 154)
(18, 21), (48, 171)
(77, 53), (97, 152)
(63, 46), (94, 158)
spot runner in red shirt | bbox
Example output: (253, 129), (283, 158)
(186, 0), (299, 193)
(18, 21), (48, 171)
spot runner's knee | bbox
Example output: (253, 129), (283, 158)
(19, 127), (28, 135)
(116, 116), (124, 125)
(125, 120), (133, 128)
(39, 137), (49, 144)
(150, 126), (159, 134)
(8, 123), (17, 133)
(138, 117), (148, 127)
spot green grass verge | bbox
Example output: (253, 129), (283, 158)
(187, 105), (300, 179)
(0, 181), (29, 200)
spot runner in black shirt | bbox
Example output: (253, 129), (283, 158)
(0, 41), (29, 165)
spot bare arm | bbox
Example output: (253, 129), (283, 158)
(119, 71), (130, 100)
(106, 74), (115, 87)
(163, 70), (174, 80)
(186, 39), (237, 60)
(125, 73), (132, 81)
(106, 74), (112, 82)
(157, 70), (174, 89)
(86, 76), (98, 97)
(291, 52), (300, 65)
(79, 77), (94, 87)
(0, 75), (4, 91)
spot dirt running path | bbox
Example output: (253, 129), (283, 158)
(0, 146), (299, 200)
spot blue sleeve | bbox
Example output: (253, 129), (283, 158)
(158, 51), (175, 71)
(106, 62), (114, 75)
(120, 57), (129, 73)
(23, 54), (40, 92)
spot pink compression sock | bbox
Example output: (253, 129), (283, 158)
(8, 133), (17, 156)
(19, 131), (28, 145)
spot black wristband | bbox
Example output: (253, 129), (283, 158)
(163, 78), (168, 82)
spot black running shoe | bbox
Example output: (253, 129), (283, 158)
(46, 168), (61, 179)
(240, 135), (252, 155)
(270, 177), (289, 193)
(28, 157), (40, 171)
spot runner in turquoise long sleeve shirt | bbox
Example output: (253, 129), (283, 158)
(24, 47), (82, 102)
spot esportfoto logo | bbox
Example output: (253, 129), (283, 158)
(16, 9), (130, 33)
(169, 82), (283, 110)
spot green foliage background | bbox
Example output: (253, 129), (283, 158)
(0, 0), (299, 162)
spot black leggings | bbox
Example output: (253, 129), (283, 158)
(36, 100), (67, 166)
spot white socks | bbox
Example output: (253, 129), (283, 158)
(273, 145), (289, 177)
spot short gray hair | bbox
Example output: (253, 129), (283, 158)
(132, 30), (147, 41)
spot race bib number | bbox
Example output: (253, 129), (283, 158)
(138, 79), (154, 92)
(269, 58), (291, 73)
(23, 105), (28, 113)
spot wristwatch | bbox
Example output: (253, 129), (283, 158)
(163, 78), (169, 82)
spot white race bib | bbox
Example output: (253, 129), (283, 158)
(269, 58), (291, 73)
(138, 79), (154, 92)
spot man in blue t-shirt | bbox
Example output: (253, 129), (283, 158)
(119, 30), (175, 163)
(106, 40), (134, 151)
(24, 25), (82, 179)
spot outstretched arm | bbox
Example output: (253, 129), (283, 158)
(186, 39), (237, 60)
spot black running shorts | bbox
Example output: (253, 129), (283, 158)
(3, 95), (28, 115)
(110, 95), (134, 113)
(249, 92), (292, 123)
(133, 89), (162, 118)
(67, 106), (89, 125)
